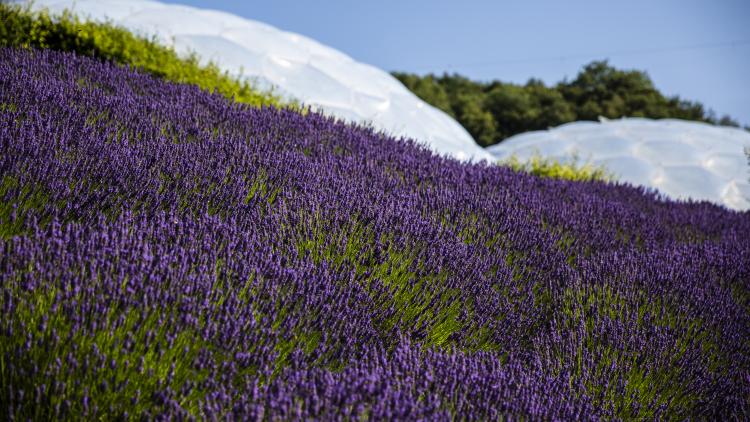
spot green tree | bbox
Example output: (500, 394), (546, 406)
(557, 60), (657, 120)
(524, 79), (576, 131)
(483, 83), (536, 140)
(392, 72), (454, 116)
(455, 94), (496, 146)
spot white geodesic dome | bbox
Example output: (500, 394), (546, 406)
(488, 118), (750, 211)
(20, 0), (492, 162)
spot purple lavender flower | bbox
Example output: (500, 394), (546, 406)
(0, 47), (748, 420)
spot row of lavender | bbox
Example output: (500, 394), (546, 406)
(1, 48), (748, 420)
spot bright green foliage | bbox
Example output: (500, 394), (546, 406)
(500, 153), (613, 182)
(0, 3), (285, 108)
(393, 61), (745, 146)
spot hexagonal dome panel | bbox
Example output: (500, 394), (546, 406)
(488, 118), (750, 211)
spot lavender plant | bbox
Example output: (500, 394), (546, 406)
(1, 48), (749, 420)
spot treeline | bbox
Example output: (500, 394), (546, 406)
(393, 61), (745, 146)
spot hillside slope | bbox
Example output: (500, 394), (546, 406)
(1, 48), (749, 420)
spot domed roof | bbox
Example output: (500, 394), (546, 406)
(488, 118), (750, 211)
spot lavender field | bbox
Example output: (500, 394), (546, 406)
(1, 48), (749, 420)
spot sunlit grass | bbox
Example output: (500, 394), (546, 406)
(500, 151), (613, 182)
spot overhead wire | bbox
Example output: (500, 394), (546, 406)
(411, 39), (750, 70)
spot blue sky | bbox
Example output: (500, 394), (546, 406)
(164, 0), (750, 126)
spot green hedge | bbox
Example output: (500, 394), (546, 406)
(501, 153), (613, 183)
(0, 3), (285, 108)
